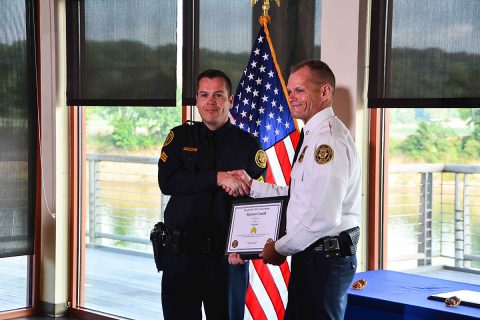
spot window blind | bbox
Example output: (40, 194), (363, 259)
(369, 0), (480, 108)
(0, 0), (37, 258)
(66, 0), (177, 106)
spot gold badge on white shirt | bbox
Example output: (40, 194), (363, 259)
(314, 144), (334, 164)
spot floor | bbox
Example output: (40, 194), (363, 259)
(2, 249), (480, 320)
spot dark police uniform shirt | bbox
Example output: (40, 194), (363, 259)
(158, 120), (266, 254)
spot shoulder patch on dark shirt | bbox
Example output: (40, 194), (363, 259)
(163, 131), (174, 147)
(255, 150), (267, 168)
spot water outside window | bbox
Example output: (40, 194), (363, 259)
(78, 106), (181, 319)
(386, 108), (480, 274)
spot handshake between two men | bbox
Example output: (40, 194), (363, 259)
(216, 169), (287, 267)
(216, 169), (252, 197)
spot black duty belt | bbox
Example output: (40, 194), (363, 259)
(302, 226), (360, 258)
(163, 225), (220, 257)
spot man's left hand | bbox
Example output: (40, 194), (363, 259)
(259, 241), (286, 266)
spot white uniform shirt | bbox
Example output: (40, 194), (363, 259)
(250, 107), (362, 256)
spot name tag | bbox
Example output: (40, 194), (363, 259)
(183, 147), (198, 152)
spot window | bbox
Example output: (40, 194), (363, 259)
(0, 0), (37, 312)
(369, 0), (480, 107)
(387, 108), (480, 273)
(369, 0), (480, 281)
(76, 106), (181, 319)
(69, 2), (322, 318)
(66, 0), (177, 106)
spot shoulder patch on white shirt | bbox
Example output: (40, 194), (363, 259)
(314, 144), (334, 164)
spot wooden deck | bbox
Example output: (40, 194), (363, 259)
(2, 248), (480, 319)
(0, 248), (164, 320)
(82, 247), (163, 320)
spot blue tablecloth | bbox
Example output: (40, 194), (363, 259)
(345, 270), (480, 320)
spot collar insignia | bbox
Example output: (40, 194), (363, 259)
(298, 146), (308, 163)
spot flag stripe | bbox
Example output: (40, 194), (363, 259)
(286, 131), (300, 161)
(279, 261), (291, 287)
(268, 264), (288, 308)
(252, 260), (285, 320)
(273, 141), (292, 186)
(249, 264), (277, 319)
(265, 159), (275, 185)
(246, 285), (268, 320)
(283, 135), (295, 164)
(266, 148), (286, 186)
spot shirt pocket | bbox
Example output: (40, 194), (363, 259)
(182, 149), (200, 170)
(290, 159), (312, 198)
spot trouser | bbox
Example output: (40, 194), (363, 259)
(228, 261), (249, 320)
(161, 248), (248, 320)
(284, 251), (357, 320)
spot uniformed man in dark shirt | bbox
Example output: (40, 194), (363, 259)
(158, 69), (266, 320)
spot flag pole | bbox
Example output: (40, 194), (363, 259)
(253, 0), (301, 133)
(234, 1), (302, 317)
(252, 0), (281, 17)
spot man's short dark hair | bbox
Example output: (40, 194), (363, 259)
(197, 69), (233, 96)
(291, 60), (336, 90)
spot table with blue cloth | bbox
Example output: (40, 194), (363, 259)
(345, 270), (480, 320)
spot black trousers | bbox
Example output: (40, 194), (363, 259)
(161, 248), (247, 320)
(284, 251), (357, 320)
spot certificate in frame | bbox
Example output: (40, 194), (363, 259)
(226, 196), (288, 259)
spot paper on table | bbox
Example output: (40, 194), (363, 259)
(428, 290), (480, 308)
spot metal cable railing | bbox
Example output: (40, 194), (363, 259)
(85, 156), (480, 272)
(388, 164), (480, 271)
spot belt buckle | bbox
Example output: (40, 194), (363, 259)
(200, 238), (211, 254)
(323, 237), (340, 252)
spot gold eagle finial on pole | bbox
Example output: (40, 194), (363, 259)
(252, 0), (280, 18)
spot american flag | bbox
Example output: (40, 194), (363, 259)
(230, 19), (302, 320)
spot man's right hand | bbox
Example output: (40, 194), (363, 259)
(217, 171), (249, 197)
(228, 170), (253, 188)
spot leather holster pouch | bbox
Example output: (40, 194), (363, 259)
(150, 222), (166, 271)
(339, 226), (360, 256)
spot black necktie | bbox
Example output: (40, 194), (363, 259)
(203, 131), (217, 170)
(292, 129), (304, 165)
(287, 129), (304, 199)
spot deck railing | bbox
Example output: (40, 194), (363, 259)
(85, 154), (480, 271)
(86, 154), (167, 253)
(388, 164), (480, 270)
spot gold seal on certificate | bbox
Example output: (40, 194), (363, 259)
(226, 196), (288, 259)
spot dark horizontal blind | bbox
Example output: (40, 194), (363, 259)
(0, 0), (36, 258)
(68, 1), (321, 106)
(369, 0), (480, 108)
(184, 0), (322, 104)
(67, 0), (177, 106)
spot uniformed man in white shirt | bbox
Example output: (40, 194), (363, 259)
(227, 60), (362, 320)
